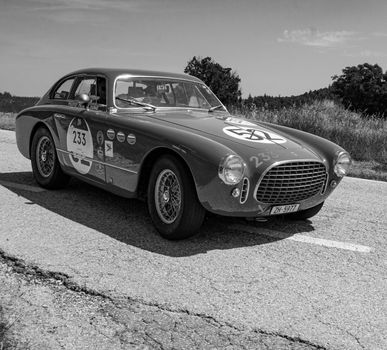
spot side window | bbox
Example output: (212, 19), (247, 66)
(74, 78), (97, 98)
(53, 78), (75, 99)
(96, 77), (107, 105)
(74, 77), (107, 105)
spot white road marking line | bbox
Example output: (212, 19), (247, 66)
(231, 224), (373, 253)
(0, 180), (46, 193)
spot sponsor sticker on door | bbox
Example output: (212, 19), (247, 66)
(105, 140), (113, 157)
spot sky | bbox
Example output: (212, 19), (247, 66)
(1, 0), (387, 98)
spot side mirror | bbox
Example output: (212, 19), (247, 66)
(77, 93), (90, 108)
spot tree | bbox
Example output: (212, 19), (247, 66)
(331, 63), (387, 117)
(184, 56), (242, 107)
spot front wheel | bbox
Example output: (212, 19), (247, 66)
(31, 127), (70, 189)
(147, 155), (205, 240)
(285, 202), (324, 220)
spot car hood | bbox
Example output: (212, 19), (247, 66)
(148, 110), (322, 161)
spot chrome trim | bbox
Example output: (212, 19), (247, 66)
(56, 148), (138, 174)
(240, 177), (249, 204)
(322, 172), (329, 194)
(253, 159), (327, 204)
(218, 154), (246, 185)
(334, 151), (352, 177)
(93, 159), (138, 174)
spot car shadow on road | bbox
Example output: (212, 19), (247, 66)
(1, 171), (316, 257)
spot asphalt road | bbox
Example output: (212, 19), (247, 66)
(0, 129), (386, 349)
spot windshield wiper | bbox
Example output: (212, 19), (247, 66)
(115, 96), (156, 112)
(208, 104), (225, 113)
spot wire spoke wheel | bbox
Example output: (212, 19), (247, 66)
(154, 169), (182, 224)
(36, 135), (55, 178)
(147, 155), (205, 239)
(31, 127), (70, 189)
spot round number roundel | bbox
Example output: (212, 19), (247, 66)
(223, 126), (287, 144)
(66, 118), (93, 174)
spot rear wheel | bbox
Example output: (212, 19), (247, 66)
(285, 202), (324, 220)
(31, 127), (70, 189)
(147, 155), (205, 240)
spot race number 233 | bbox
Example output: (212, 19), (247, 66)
(66, 117), (93, 175)
(72, 130), (86, 146)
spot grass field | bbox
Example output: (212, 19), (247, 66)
(1, 107), (386, 182)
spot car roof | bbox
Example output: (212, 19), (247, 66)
(65, 67), (203, 83)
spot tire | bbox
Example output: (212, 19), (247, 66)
(147, 155), (206, 240)
(285, 202), (324, 220)
(31, 127), (70, 189)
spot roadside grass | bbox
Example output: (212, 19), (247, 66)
(0, 113), (16, 131)
(1, 106), (386, 182)
(349, 160), (387, 182)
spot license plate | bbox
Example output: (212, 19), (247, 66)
(270, 204), (300, 215)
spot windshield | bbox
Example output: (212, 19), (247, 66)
(114, 77), (225, 111)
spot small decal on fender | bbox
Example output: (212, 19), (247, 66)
(97, 147), (104, 160)
(97, 130), (104, 145)
(95, 163), (104, 175)
(117, 131), (125, 143)
(105, 140), (113, 157)
(107, 129), (115, 140)
(127, 133), (136, 145)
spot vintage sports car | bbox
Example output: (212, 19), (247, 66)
(16, 68), (351, 239)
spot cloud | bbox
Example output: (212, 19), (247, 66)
(0, 0), (146, 23)
(345, 50), (387, 58)
(372, 32), (387, 37)
(5, 0), (140, 11)
(278, 28), (357, 48)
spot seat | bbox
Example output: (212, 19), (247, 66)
(128, 87), (145, 98)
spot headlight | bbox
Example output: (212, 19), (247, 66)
(334, 151), (351, 177)
(219, 155), (245, 184)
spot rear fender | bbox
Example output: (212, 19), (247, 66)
(16, 107), (61, 159)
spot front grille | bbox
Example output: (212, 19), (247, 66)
(255, 161), (327, 204)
